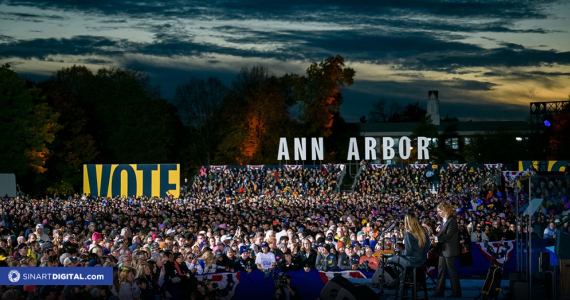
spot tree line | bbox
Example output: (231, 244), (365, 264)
(2, 56), (566, 195)
(0, 56), (357, 195)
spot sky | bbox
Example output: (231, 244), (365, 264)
(1, 0), (570, 122)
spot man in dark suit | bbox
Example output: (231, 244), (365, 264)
(433, 202), (462, 298)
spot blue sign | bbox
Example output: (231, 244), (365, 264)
(0, 267), (113, 285)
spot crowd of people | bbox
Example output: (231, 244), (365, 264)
(0, 164), (569, 300)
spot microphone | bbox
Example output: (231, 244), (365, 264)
(386, 221), (399, 233)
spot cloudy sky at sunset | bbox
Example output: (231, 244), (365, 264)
(1, 0), (569, 121)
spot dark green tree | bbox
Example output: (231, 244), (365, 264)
(0, 64), (59, 188)
(411, 115), (440, 162)
(441, 113), (459, 123)
(36, 66), (189, 190)
(175, 77), (228, 166)
(38, 66), (99, 192)
(463, 130), (529, 165)
(368, 98), (402, 123)
(83, 67), (185, 164)
(437, 123), (460, 162)
(389, 101), (427, 122)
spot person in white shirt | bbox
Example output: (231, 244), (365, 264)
(35, 224), (50, 242)
(255, 242), (276, 279)
(275, 225), (288, 242)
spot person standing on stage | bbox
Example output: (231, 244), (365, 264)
(433, 202), (462, 298)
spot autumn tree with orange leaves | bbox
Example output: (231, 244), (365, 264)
(284, 55), (355, 137)
(216, 66), (291, 164)
(214, 57), (356, 165)
(0, 64), (60, 177)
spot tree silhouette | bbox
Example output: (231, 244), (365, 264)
(0, 64), (59, 184)
(175, 77), (228, 165)
(285, 55), (355, 137)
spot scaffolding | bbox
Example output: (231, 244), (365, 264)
(529, 101), (570, 171)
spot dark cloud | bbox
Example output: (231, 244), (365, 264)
(1, 0), (568, 123)
(0, 35), (135, 60)
(82, 58), (113, 64)
(0, 11), (67, 22)
(341, 79), (524, 122)
(399, 46), (570, 72)
(441, 78), (499, 91)
(480, 70), (570, 78)
(5, 0), (561, 31)
(1, 0), (566, 71)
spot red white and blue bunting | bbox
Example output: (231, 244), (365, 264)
(484, 163), (503, 170)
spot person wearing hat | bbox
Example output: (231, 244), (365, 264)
(214, 249), (234, 272)
(255, 242), (276, 279)
(470, 224), (489, 243)
(14, 242), (29, 261)
(35, 224), (50, 242)
(337, 241), (353, 270)
(324, 235), (336, 249)
(235, 247), (256, 274)
(356, 231), (368, 244)
(102, 238), (114, 256)
(347, 245), (361, 270)
(315, 244), (337, 271)
(560, 215), (570, 233)
(63, 256), (80, 267)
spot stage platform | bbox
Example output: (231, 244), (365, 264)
(348, 278), (511, 299)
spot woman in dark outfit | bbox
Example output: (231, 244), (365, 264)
(458, 224), (473, 267)
(387, 213), (430, 292)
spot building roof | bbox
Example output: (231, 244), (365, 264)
(359, 121), (530, 136)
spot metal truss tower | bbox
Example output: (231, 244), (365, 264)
(529, 101), (570, 171)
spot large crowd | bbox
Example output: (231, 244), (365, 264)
(0, 165), (569, 300)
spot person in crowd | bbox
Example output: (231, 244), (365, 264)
(235, 248), (256, 273)
(278, 250), (300, 272)
(118, 269), (141, 300)
(255, 242), (276, 279)
(0, 165), (568, 299)
(197, 248), (218, 275)
(458, 224), (473, 267)
(274, 273), (302, 300)
(358, 246), (379, 271)
(336, 242), (352, 270)
(544, 222), (557, 241)
(471, 224), (489, 243)
(316, 244), (337, 271)
(297, 239), (317, 272)
(484, 224), (499, 241)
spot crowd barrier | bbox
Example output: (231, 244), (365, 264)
(204, 239), (551, 299)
